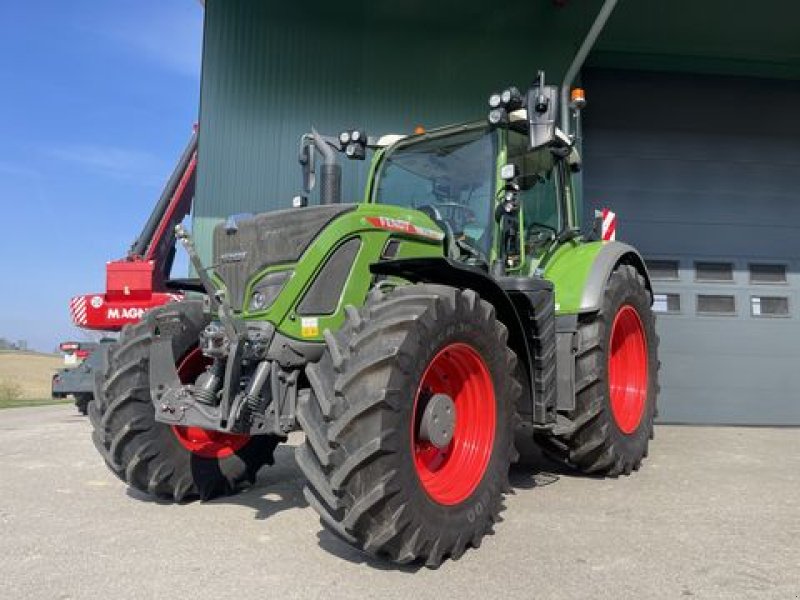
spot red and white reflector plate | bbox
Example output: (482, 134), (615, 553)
(596, 208), (617, 241)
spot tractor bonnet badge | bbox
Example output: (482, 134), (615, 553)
(220, 251), (247, 264)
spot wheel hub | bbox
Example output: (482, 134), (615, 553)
(608, 304), (648, 434)
(418, 393), (456, 449)
(412, 343), (496, 506)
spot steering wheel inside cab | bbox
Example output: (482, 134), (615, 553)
(418, 203), (484, 264)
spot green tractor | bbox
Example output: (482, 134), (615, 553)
(90, 72), (658, 567)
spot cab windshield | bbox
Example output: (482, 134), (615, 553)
(373, 127), (497, 256)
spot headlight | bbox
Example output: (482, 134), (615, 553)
(488, 107), (508, 126)
(248, 270), (292, 312)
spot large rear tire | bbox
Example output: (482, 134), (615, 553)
(295, 284), (519, 567)
(89, 301), (281, 501)
(536, 264), (658, 476)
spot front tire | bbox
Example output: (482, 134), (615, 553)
(536, 264), (659, 476)
(295, 284), (519, 567)
(89, 301), (281, 501)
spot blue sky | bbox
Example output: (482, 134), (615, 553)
(0, 1), (203, 351)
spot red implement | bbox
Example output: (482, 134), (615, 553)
(68, 133), (197, 332)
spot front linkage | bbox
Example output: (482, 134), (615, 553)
(150, 225), (307, 437)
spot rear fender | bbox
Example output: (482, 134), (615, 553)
(542, 241), (653, 314)
(579, 242), (653, 312)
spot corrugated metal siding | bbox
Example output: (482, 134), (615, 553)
(583, 69), (800, 425)
(193, 0), (597, 260)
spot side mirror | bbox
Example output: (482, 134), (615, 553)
(299, 141), (316, 194)
(527, 71), (559, 151)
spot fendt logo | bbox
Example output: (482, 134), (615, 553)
(365, 216), (445, 241)
(106, 307), (146, 320)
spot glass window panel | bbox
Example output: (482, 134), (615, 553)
(749, 264), (787, 284)
(696, 262), (734, 282)
(697, 294), (736, 314)
(751, 296), (789, 317)
(647, 260), (680, 280)
(506, 130), (561, 257)
(653, 293), (680, 313)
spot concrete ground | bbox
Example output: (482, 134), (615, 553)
(0, 405), (798, 600)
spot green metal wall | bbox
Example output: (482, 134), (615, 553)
(193, 0), (800, 261)
(193, 0), (602, 260)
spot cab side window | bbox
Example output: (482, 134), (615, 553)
(507, 131), (561, 247)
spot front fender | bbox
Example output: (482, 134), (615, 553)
(369, 258), (525, 342)
(370, 257), (537, 417)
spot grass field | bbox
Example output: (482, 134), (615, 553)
(0, 351), (69, 409)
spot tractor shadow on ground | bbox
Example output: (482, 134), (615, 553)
(508, 436), (585, 489)
(216, 444), (309, 520)
(125, 444), (308, 518)
(315, 528), (434, 573)
(178, 438), (582, 571)
(317, 442), (577, 572)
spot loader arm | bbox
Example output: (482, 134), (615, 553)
(69, 131), (198, 332)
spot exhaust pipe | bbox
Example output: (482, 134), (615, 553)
(312, 129), (341, 205)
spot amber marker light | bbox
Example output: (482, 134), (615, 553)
(570, 87), (587, 109)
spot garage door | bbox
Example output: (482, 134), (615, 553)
(582, 69), (800, 425)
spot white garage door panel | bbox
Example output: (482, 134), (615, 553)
(653, 319), (800, 424)
(659, 319), (800, 357)
(583, 69), (800, 424)
(662, 350), (799, 390)
(662, 388), (796, 426)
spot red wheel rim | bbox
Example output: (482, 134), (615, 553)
(412, 343), (495, 506)
(608, 305), (648, 434)
(171, 347), (250, 459)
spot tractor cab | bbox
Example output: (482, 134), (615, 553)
(369, 121), (579, 277)
(293, 71), (581, 281)
(371, 125), (497, 265)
